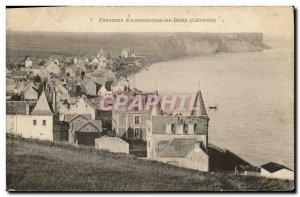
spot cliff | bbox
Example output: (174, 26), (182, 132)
(151, 33), (270, 60)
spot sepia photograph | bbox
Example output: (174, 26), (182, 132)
(5, 6), (295, 192)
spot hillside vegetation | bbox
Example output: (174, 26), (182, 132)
(6, 135), (294, 192)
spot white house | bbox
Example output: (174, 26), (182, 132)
(261, 162), (294, 180)
(121, 48), (131, 58)
(6, 90), (54, 141)
(95, 136), (129, 154)
(60, 97), (97, 121)
(111, 77), (129, 93)
(25, 57), (33, 68)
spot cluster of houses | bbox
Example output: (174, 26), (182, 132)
(5, 48), (294, 180)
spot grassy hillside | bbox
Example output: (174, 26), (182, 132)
(6, 135), (294, 192)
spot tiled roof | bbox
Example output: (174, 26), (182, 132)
(83, 97), (98, 110)
(261, 162), (293, 173)
(191, 90), (207, 116)
(6, 101), (28, 115)
(95, 136), (128, 144)
(72, 119), (102, 133)
(65, 114), (92, 122)
(156, 138), (196, 158)
(31, 90), (53, 115)
(13, 70), (27, 78)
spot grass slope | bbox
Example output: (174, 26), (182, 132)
(6, 135), (294, 192)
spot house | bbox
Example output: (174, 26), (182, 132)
(22, 82), (39, 101)
(97, 48), (108, 70)
(261, 162), (294, 180)
(146, 90), (209, 172)
(82, 78), (97, 96)
(25, 56), (33, 68)
(95, 136), (129, 154)
(44, 60), (61, 76)
(13, 82), (26, 95)
(155, 138), (209, 171)
(65, 114), (102, 146)
(12, 70), (27, 82)
(112, 89), (152, 141)
(111, 77), (129, 94)
(6, 76), (16, 94)
(98, 85), (113, 98)
(76, 60), (87, 72)
(54, 83), (70, 102)
(121, 48), (131, 58)
(65, 65), (77, 77)
(60, 97), (98, 121)
(6, 68), (12, 76)
(6, 90), (54, 141)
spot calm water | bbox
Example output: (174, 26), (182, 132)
(131, 49), (294, 169)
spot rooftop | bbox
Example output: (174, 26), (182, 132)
(261, 162), (293, 173)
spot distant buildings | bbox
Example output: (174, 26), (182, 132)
(121, 48), (131, 59)
(25, 57), (33, 68)
(6, 48), (213, 172)
(111, 77), (129, 94)
(261, 162), (294, 180)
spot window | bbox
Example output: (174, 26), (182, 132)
(134, 116), (140, 124)
(43, 120), (46, 126)
(33, 120), (36, 125)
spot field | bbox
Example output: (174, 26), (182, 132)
(6, 135), (294, 192)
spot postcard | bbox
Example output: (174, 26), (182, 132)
(6, 6), (295, 191)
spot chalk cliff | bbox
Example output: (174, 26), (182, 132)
(151, 33), (269, 60)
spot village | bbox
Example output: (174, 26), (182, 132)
(6, 47), (294, 181)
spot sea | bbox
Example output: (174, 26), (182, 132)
(130, 48), (294, 169)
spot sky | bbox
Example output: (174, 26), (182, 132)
(6, 6), (294, 43)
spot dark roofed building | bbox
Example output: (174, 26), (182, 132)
(261, 162), (294, 180)
(261, 162), (292, 173)
(6, 101), (37, 115)
(13, 70), (27, 82)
